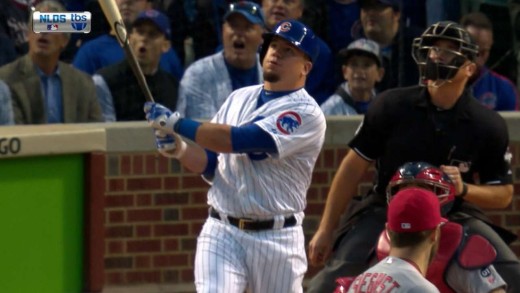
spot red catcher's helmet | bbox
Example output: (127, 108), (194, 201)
(387, 162), (456, 216)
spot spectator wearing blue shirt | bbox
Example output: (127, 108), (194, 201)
(262, 0), (336, 105)
(176, 1), (265, 119)
(72, 0), (184, 80)
(321, 39), (384, 115)
(461, 12), (519, 111)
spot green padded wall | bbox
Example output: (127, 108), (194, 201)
(0, 155), (84, 293)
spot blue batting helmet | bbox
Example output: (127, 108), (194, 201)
(260, 20), (320, 63)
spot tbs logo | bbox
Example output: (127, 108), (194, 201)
(70, 13), (88, 31)
(33, 11), (91, 33)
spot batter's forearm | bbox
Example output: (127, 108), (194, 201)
(174, 118), (234, 153)
(195, 123), (233, 153)
(178, 142), (210, 173)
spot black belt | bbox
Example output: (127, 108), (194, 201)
(209, 207), (297, 231)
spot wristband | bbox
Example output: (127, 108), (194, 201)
(457, 183), (468, 198)
(174, 118), (201, 141)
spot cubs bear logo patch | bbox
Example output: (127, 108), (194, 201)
(276, 111), (301, 135)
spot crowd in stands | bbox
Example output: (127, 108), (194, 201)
(0, 0), (518, 125)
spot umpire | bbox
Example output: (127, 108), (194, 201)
(308, 21), (520, 292)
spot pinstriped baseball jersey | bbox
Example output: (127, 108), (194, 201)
(207, 84), (326, 218)
(348, 257), (440, 293)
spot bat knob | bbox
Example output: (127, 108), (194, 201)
(159, 120), (166, 127)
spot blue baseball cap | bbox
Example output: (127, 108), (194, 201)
(224, 1), (265, 26)
(359, 0), (401, 11)
(133, 9), (171, 40)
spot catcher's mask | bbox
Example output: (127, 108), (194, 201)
(387, 161), (456, 216)
(412, 21), (478, 84)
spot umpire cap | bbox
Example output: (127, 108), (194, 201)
(260, 20), (320, 63)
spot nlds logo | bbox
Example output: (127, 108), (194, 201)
(32, 12), (91, 33)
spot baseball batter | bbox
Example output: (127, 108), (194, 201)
(144, 20), (326, 293)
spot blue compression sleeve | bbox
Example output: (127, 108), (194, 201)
(231, 124), (278, 153)
(174, 118), (201, 141)
(202, 150), (218, 177)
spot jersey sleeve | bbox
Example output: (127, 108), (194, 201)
(348, 91), (392, 161)
(254, 104), (326, 159)
(446, 263), (506, 293)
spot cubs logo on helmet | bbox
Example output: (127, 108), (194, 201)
(276, 111), (302, 135)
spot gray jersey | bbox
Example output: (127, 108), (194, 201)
(348, 257), (439, 293)
(446, 262), (506, 293)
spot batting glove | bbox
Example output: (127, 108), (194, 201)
(154, 130), (187, 159)
(144, 102), (180, 134)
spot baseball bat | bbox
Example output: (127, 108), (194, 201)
(98, 0), (155, 102)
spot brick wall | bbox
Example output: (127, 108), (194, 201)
(103, 143), (520, 289)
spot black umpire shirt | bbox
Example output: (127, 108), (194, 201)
(349, 85), (513, 211)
